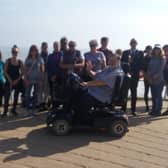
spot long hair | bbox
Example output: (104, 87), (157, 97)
(27, 45), (39, 59)
(152, 47), (163, 58)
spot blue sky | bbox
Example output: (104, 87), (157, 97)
(0, 0), (168, 50)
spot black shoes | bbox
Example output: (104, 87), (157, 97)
(1, 113), (7, 118)
(1, 110), (18, 118)
(162, 110), (168, 116)
(149, 111), (161, 117)
(11, 109), (18, 116)
(132, 111), (137, 116)
(145, 106), (149, 112)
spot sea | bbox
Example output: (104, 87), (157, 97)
(0, 46), (167, 99)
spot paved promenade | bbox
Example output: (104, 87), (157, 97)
(0, 100), (168, 168)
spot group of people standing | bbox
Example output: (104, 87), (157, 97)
(121, 39), (168, 116)
(0, 37), (168, 118)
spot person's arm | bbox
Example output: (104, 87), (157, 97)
(4, 60), (12, 83)
(139, 51), (145, 71)
(60, 63), (74, 69)
(60, 53), (85, 69)
(85, 60), (96, 78)
(74, 59), (85, 68)
(80, 80), (107, 87)
(40, 59), (45, 82)
(101, 52), (106, 69)
(74, 51), (85, 68)
(121, 51), (130, 74)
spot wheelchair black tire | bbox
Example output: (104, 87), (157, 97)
(52, 119), (70, 136)
(108, 120), (127, 138)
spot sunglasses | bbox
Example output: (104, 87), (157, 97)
(69, 45), (75, 47)
(12, 51), (18, 54)
(90, 45), (97, 48)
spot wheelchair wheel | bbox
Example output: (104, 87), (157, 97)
(52, 120), (70, 136)
(108, 120), (127, 137)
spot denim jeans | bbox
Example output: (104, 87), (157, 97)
(0, 81), (5, 107)
(151, 82), (164, 115)
(144, 79), (150, 108)
(25, 83), (39, 111)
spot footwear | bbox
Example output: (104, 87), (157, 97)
(145, 106), (149, 112)
(38, 106), (47, 112)
(1, 113), (7, 118)
(162, 110), (168, 116)
(31, 113), (37, 117)
(11, 110), (18, 116)
(149, 112), (154, 116)
(153, 113), (162, 117)
(132, 111), (137, 116)
(24, 113), (32, 117)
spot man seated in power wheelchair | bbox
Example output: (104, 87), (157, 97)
(46, 54), (130, 137)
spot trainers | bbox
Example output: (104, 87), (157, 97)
(162, 110), (168, 116)
(1, 113), (7, 118)
(12, 111), (18, 116)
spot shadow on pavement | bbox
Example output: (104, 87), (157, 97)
(0, 127), (118, 162)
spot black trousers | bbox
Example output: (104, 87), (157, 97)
(0, 82), (5, 107)
(77, 92), (101, 119)
(68, 91), (101, 121)
(3, 81), (22, 114)
(48, 78), (64, 108)
(130, 75), (139, 112)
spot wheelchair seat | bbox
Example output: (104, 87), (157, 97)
(96, 75), (130, 112)
(111, 75), (130, 112)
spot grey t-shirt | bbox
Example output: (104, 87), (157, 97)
(25, 57), (44, 83)
(84, 51), (106, 73)
(88, 66), (124, 103)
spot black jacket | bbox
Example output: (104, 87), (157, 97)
(121, 49), (144, 76)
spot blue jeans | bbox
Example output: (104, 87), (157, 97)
(25, 83), (39, 110)
(151, 82), (164, 115)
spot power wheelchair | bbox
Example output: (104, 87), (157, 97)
(46, 73), (130, 137)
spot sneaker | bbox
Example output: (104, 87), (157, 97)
(162, 110), (168, 116)
(132, 111), (137, 116)
(145, 106), (149, 112)
(153, 113), (162, 117)
(24, 113), (32, 117)
(1, 113), (7, 118)
(11, 110), (18, 117)
(31, 113), (37, 117)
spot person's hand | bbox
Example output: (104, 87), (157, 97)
(12, 79), (19, 86)
(139, 71), (144, 79)
(51, 75), (56, 82)
(86, 61), (93, 72)
(80, 82), (88, 87)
